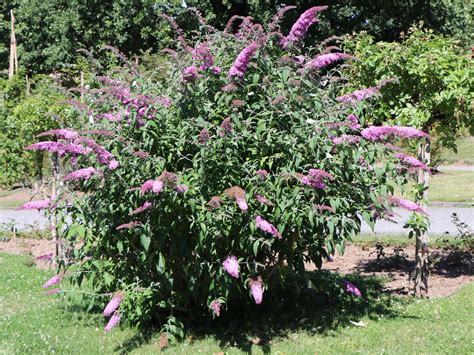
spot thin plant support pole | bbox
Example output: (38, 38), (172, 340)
(9, 10), (18, 80)
(26, 75), (30, 95)
(414, 131), (430, 297)
(80, 71), (84, 102)
(51, 152), (60, 263)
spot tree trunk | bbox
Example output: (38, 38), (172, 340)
(414, 132), (430, 297)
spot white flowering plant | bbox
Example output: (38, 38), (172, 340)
(25, 7), (430, 336)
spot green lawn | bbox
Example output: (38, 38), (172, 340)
(430, 171), (474, 203)
(440, 136), (474, 165)
(1, 252), (473, 354)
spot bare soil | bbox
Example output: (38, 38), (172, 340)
(0, 188), (31, 205)
(0, 238), (472, 298)
(315, 244), (473, 298)
(0, 237), (57, 268)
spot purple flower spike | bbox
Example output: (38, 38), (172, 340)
(140, 180), (164, 194)
(37, 129), (79, 140)
(236, 197), (248, 211)
(104, 312), (121, 332)
(25, 141), (64, 153)
(228, 42), (259, 79)
(17, 199), (50, 211)
(249, 279), (264, 304)
(222, 256), (240, 278)
(103, 292), (124, 317)
(255, 216), (282, 239)
(306, 52), (351, 69)
(42, 274), (63, 289)
(395, 153), (429, 171)
(280, 6), (328, 48)
(342, 280), (362, 297)
(108, 159), (119, 170)
(63, 167), (97, 181)
(210, 299), (221, 317)
(175, 184), (188, 193)
(362, 126), (429, 141)
(129, 201), (153, 216)
(183, 65), (200, 81)
(390, 197), (427, 215)
(44, 288), (61, 295)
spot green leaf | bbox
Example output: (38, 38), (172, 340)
(140, 235), (151, 251)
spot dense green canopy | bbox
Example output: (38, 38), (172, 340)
(0, 0), (471, 74)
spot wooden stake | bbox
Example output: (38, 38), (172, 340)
(26, 75), (30, 95)
(414, 132), (430, 297)
(9, 10), (18, 80)
(80, 71), (84, 102)
(51, 153), (60, 262)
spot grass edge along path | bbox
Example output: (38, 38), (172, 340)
(1, 252), (473, 354)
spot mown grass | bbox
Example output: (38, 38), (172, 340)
(429, 171), (474, 203)
(1, 252), (473, 354)
(351, 233), (455, 248)
(439, 136), (474, 165)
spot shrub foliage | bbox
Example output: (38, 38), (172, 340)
(32, 7), (428, 335)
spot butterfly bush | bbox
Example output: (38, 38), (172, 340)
(33, 7), (429, 335)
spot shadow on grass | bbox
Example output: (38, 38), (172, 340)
(183, 271), (414, 353)
(59, 271), (416, 354)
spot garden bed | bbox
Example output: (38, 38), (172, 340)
(1, 237), (471, 299)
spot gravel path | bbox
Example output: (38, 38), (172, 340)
(360, 206), (473, 235)
(1, 206), (473, 235)
(437, 165), (474, 171)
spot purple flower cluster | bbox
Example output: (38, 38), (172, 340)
(37, 129), (79, 140)
(228, 42), (259, 79)
(361, 126), (429, 141)
(255, 216), (282, 239)
(271, 95), (287, 105)
(26, 141), (64, 153)
(337, 86), (380, 104)
(342, 280), (362, 297)
(207, 196), (222, 208)
(390, 197), (427, 215)
(36, 253), (54, 261)
(17, 199), (50, 211)
(103, 293), (124, 317)
(198, 128), (210, 143)
(183, 65), (200, 81)
(279, 6), (328, 48)
(332, 134), (361, 145)
(395, 153), (429, 171)
(223, 256), (240, 278)
(314, 204), (335, 213)
(42, 274), (63, 289)
(306, 52), (351, 69)
(255, 194), (272, 206)
(255, 169), (268, 179)
(347, 114), (361, 129)
(192, 43), (214, 70)
(268, 5), (296, 31)
(116, 221), (142, 230)
(249, 279), (264, 304)
(105, 313), (121, 332)
(301, 169), (334, 189)
(210, 299), (221, 317)
(221, 83), (238, 92)
(63, 167), (97, 181)
(129, 201), (153, 216)
(219, 117), (233, 136)
(175, 184), (188, 193)
(140, 179), (164, 194)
